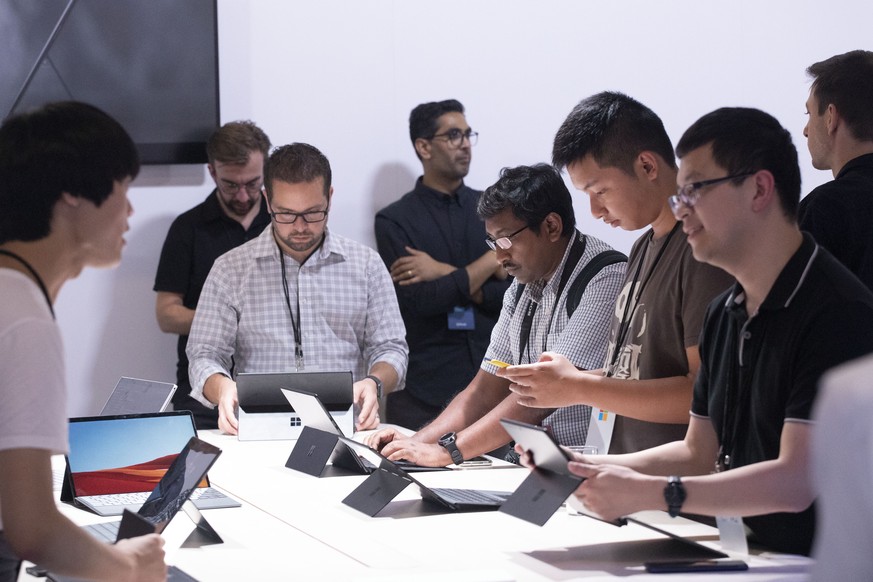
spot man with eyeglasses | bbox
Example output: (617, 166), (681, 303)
(518, 108), (873, 556)
(367, 164), (625, 466)
(799, 50), (873, 291)
(374, 99), (510, 429)
(154, 121), (272, 429)
(187, 143), (407, 434)
(500, 92), (733, 456)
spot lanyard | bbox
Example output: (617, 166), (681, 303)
(277, 240), (304, 370)
(605, 222), (679, 376)
(0, 249), (55, 319)
(518, 233), (587, 362)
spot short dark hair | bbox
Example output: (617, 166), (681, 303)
(552, 91), (676, 175)
(0, 101), (139, 244)
(409, 100), (465, 160)
(477, 164), (575, 237)
(676, 107), (801, 220)
(807, 50), (873, 142)
(264, 143), (332, 200)
(206, 120), (271, 166)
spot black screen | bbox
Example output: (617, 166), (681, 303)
(1, 0), (219, 164)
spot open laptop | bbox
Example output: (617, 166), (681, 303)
(236, 371), (353, 441)
(340, 436), (511, 516)
(99, 376), (176, 416)
(63, 411), (240, 516)
(45, 437), (218, 582)
(281, 388), (449, 476)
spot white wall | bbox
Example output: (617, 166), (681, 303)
(57, 0), (873, 415)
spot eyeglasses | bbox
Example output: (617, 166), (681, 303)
(430, 128), (478, 148)
(217, 178), (263, 196)
(669, 173), (755, 214)
(485, 225), (527, 251)
(269, 209), (328, 224)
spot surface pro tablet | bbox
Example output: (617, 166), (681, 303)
(236, 371), (353, 441)
(281, 388), (448, 475)
(340, 437), (511, 516)
(99, 376), (176, 416)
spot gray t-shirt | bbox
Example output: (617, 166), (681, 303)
(605, 225), (733, 454)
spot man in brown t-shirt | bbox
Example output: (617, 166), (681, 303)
(500, 91), (733, 453)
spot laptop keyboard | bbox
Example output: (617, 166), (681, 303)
(431, 487), (508, 505)
(84, 520), (121, 543)
(81, 486), (226, 508)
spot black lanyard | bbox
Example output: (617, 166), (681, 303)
(518, 233), (587, 362)
(0, 249), (55, 319)
(605, 222), (679, 376)
(277, 240), (304, 370)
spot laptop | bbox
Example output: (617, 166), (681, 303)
(236, 371), (354, 441)
(45, 437), (218, 582)
(340, 437), (511, 516)
(281, 389), (449, 476)
(99, 376), (176, 416)
(62, 411), (240, 516)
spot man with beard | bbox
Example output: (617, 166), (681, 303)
(154, 121), (272, 428)
(375, 100), (510, 429)
(187, 143), (407, 435)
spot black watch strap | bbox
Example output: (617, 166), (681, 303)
(365, 374), (383, 399)
(664, 475), (686, 518)
(438, 432), (464, 465)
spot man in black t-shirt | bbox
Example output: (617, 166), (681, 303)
(153, 121), (271, 429)
(800, 50), (873, 290)
(522, 108), (873, 556)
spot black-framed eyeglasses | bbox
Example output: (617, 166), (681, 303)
(269, 209), (329, 224)
(485, 225), (527, 251)
(217, 178), (263, 196)
(430, 128), (478, 148)
(669, 172), (755, 214)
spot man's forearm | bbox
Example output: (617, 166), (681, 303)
(465, 251), (500, 299)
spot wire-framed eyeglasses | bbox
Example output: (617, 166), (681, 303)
(430, 128), (478, 148)
(669, 173), (755, 214)
(217, 178), (263, 196)
(485, 225), (527, 251)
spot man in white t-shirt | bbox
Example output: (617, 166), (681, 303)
(0, 102), (165, 581)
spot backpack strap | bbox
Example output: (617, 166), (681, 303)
(564, 249), (628, 318)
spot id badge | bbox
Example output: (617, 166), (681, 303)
(448, 306), (475, 330)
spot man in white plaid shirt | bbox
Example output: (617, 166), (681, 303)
(367, 164), (625, 466)
(188, 143), (407, 434)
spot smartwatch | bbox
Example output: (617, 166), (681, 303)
(365, 375), (383, 399)
(664, 475), (686, 518)
(438, 432), (464, 465)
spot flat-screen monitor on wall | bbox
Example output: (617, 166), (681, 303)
(1, 0), (219, 165)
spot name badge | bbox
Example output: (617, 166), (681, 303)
(448, 306), (475, 330)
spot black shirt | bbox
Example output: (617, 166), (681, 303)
(153, 190), (270, 397)
(375, 178), (510, 407)
(692, 234), (873, 555)
(799, 153), (873, 290)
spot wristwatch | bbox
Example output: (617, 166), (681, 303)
(365, 374), (383, 399)
(438, 432), (464, 465)
(664, 475), (686, 518)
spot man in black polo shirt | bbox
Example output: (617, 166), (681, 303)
(375, 100), (510, 429)
(527, 108), (873, 556)
(800, 50), (873, 290)
(153, 121), (271, 429)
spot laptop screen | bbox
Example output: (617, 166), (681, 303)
(67, 412), (208, 497)
(99, 377), (176, 416)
